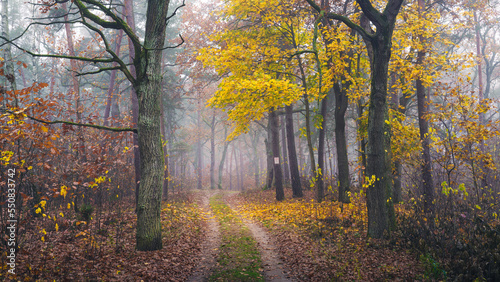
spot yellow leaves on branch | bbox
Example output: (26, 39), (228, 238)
(198, 0), (312, 140)
(208, 72), (301, 140)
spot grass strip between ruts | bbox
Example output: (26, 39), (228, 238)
(208, 194), (263, 281)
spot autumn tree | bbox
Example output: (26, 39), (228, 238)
(306, 0), (404, 237)
(2, 0), (184, 251)
(199, 0), (309, 200)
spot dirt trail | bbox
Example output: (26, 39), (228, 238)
(186, 191), (221, 282)
(187, 191), (293, 281)
(244, 219), (294, 282)
(226, 195), (294, 282)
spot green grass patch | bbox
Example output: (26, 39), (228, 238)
(209, 194), (263, 281)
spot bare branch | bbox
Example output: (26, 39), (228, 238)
(1, 108), (137, 133)
(303, 0), (373, 40)
(166, 0), (186, 24)
(76, 65), (123, 77)
(163, 34), (185, 50)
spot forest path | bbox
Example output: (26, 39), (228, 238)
(225, 193), (294, 282)
(188, 190), (293, 281)
(186, 190), (221, 282)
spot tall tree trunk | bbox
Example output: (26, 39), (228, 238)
(417, 0), (434, 213)
(390, 71), (401, 203)
(295, 52), (317, 188)
(104, 29), (124, 126)
(229, 146), (234, 190)
(63, 2), (86, 164)
(251, 130), (260, 188)
(210, 112), (216, 189)
(474, 10), (488, 190)
(417, 77), (434, 213)
(317, 93), (328, 203)
(234, 145), (240, 191)
(1, 0), (16, 97)
(239, 147), (244, 190)
(160, 97), (168, 200)
(196, 110), (203, 190)
(265, 120), (274, 190)
(333, 82), (351, 203)
(218, 131), (230, 190)
(124, 0), (141, 209)
(319, 3), (351, 203)
(281, 115), (290, 184)
(270, 109), (284, 201)
(357, 98), (367, 185)
(391, 76), (411, 204)
(124, 0), (140, 200)
(364, 33), (397, 239)
(286, 105), (303, 197)
(134, 0), (170, 251)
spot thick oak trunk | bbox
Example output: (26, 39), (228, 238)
(365, 36), (395, 238)
(134, 0), (170, 251)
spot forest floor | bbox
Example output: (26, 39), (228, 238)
(2, 188), (427, 281)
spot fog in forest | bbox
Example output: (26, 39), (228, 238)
(1, 0), (500, 280)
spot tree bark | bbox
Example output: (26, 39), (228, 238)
(391, 77), (410, 204)
(333, 83), (351, 203)
(417, 0), (434, 213)
(251, 130), (260, 188)
(281, 115), (290, 184)
(160, 96), (168, 200)
(210, 112), (216, 189)
(229, 146), (234, 190)
(196, 110), (203, 190)
(417, 75), (434, 213)
(1, 0), (16, 96)
(134, 0), (170, 251)
(239, 146), (244, 190)
(103, 29), (124, 126)
(286, 105), (303, 197)
(317, 93), (328, 203)
(234, 145), (240, 191)
(265, 120), (274, 190)
(62, 2), (86, 164)
(270, 109), (284, 201)
(124, 0), (141, 209)
(474, 10), (488, 190)
(364, 37), (396, 238)
(358, 6), (401, 238)
(218, 134), (230, 190)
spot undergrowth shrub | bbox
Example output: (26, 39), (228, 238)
(396, 185), (500, 281)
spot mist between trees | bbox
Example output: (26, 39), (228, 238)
(1, 0), (500, 280)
